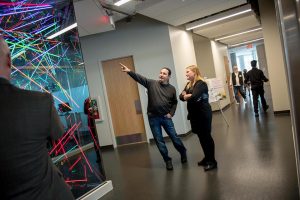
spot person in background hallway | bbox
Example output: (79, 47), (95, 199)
(244, 60), (269, 117)
(84, 97), (101, 163)
(243, 69), (251, 97)
(120, 63), (187, 171)
(179, 65), (217, 171)
(0, 35), (74, 200)
(230, 66), (247, 104)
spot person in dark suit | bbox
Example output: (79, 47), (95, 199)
(84, 97), (101, 163)
(0, 36), (74, 199)
(179, 65), (217, 171)
(244, 60), (269, 117)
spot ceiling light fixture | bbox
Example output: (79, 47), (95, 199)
(229, 38), (264, 47)
(114, 0), (132, 6)
(47, 23), (77, 40)
(215, 27), (262, 41)
(186, 4), (252, 31)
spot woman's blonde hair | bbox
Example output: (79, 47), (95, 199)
(186, 65), (205, 89)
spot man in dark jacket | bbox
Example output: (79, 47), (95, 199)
(244, 60), (269, 117)
(121, 63), (187, 171)
(0, 35), (74, 199)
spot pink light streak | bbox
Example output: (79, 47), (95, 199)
(49, 123), (77, 155)
(0, 3), (51, 7)
(72, 135), (94, 173)
(65, 166), (87, 184)
(88, 127), (100, 150)
(69, 156), (82, 171)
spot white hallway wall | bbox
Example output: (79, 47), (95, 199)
(168, 26), (196, 133)
(80, 16), (190, 146)
(259, 0), (290, 111)
(210, 41), (231, 108)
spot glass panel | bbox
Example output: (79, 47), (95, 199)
(0, 0), (106, 198)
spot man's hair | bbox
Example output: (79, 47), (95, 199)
(251, 60), (257, 67)
(161, 67), (171, 76)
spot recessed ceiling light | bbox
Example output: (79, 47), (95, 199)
(215, 27), (262, 41)
(114, 0), (132, 6)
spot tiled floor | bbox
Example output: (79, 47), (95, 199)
(99, 89), (299, 200)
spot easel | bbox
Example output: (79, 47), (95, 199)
(211, 88), (230, 127)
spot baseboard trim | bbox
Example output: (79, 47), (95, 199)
(100, 145), (114, 150)
(77, 180), (113, 200)
(274, 110), (290, 115)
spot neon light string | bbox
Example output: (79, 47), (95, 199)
(0, 2), (51, 7)
(65, 179), (88, 183)
(11, 65), (72, 110)
(6, 40), (59, 60)
(53, 145), (78, 163)
(88, 127), (100, 150)
(69, 156), (82, 171)
(11, 15), (52, 31)
(49, 124), (77, 155)
(72, 135), (94, 173)
(23, 11), (42, 20)
(46, 70), (80, 109)
(0, 6), (52, 17)
(34, 22), (57, 34)
(29, 41), (61, 64)
(55, 122), (82, 154)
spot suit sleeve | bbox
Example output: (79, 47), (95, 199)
(49, 94), (65, 140)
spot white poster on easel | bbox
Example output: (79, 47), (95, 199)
(205, 78), (227, 103)
(205, 78), (229, 127)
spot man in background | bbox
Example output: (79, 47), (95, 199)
(244, 60), (269, 117)
(230, 66), (247, 104)
(0, 35), (74, 199)
(84, 97), (101, 163)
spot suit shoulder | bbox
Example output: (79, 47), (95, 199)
(16, 88), (52, 100)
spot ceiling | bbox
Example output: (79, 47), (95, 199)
(73, 0), (263, 47)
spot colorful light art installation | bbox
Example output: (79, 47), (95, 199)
(0, 0), (105, 198)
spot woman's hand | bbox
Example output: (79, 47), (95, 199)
(184, 94), (192, 101)
(165, 113), (172, 118)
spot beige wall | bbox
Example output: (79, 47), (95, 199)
(210, 41), (231, 109)
(258, 0), (290, 111)
(193, 35), (216, 79)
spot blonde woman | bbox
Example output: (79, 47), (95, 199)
(179, 65), (217, 171)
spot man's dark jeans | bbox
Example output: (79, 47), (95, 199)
(252, 86), (268, 113)
(148, 116), (186, 162)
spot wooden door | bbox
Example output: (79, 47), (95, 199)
(102, 56), (146, 146)
(224, 56), (234, 103)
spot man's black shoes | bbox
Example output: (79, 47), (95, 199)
(166, 160), (173, 170)
(197, 158), (207, 166)
(204, 161), (218, 171)
(264, 105), (269, 112)
(181, 153), (187, 164)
